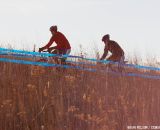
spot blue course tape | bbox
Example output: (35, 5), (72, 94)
(0, 52), (37, 58)
(0, 57), (160, 80)
(0, 47), (111, 64)
(105, 69), (160, 80)
(0, 52), (96, 66)
(0, 52), (97, 66)
(0, 57), (96, 72)
(124, 64), (160, 71)
(0, 47), (83, 58)
(0, 47), (160, 72)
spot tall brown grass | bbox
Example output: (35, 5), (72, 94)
(0, 53), (160, 130)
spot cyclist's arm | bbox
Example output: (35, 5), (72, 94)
(100, 46), (108, 60)
(43, 36), (55, 50)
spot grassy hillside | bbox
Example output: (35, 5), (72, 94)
(0, 56), (160, 130)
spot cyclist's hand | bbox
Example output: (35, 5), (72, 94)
(39, 47), (44, 52)
(48, 47), (56, 53)
(48, 48), (52, 53)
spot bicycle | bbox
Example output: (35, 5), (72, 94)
(38, 48), (68, 64)
(97, 57), (128, 73)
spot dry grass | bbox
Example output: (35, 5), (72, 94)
(0, 54), (160, 130)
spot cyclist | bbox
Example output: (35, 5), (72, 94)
(39, 25), (71, 64)
(100, 34), (125, 63)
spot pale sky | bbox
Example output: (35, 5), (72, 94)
(0, 0), (160, 60)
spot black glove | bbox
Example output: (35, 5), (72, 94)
(48, 47), (56, 53)
(48, 48), (52, 53)
(39, 47), (44, 52)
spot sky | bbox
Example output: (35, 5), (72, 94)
(0, 0), (160, 60)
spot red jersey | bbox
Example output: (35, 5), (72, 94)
(44, 31), (71, 50)
(104, 40), (124, 56)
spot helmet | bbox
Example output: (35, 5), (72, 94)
(102, 34), (110, 41)
(50, 25), (58, 32)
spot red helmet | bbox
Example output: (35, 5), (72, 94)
(102, 34), (110, 41)
(50, 25), (57, 32)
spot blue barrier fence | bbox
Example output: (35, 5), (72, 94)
(0, 57), (96, 72)
(0, 57), (160, 80)
(0, 48), (83, 58)
(0, 51), (97, 66)
(0, 47), (160, 77)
